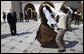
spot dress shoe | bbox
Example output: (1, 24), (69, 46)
(58, 49), (66, 52)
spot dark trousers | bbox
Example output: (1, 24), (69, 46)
(34, 17), (36, 21)
(3, 18), (6, 22)
(25, 16), (29, 22)
(20, 18), (23, 22)
(9, 24), (16, 35)
(75, 20), (80, 25)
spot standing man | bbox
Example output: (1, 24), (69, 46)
(2, 11), (6, 23)
(74, 8), (81, 25)
(19, 12), (23, 22)
(33, 11), (35, 21)
(27, 10), (30, 22)
(25, 10), (29, 22)
(35, 12), (38, 21)
(7, 8), (17, 36)
(34, 11), (37, 21)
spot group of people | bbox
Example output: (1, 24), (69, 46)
(19, 10), (38, 22)
(35, 4), (81, 52)
(2, 8), (38, 36)
(2, 10), (38, 23)
(24, 10), (38, 22)
(3, 3), (82, 53)
(4, 8), (38, 36)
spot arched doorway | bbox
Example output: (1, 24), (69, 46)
(24, 3), (36, 20)
(39, 1), (55, 18)
(27, 8), (32, 18)
(61, 1), (83, 20)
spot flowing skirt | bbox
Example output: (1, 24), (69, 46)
(36, 24), (57, 46)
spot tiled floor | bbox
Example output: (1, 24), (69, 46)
(1, 20), (83, 53)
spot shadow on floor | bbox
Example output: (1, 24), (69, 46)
(64, 40), (78, 48)
(17, 31), (33, 36)
(1, 31), (33, 39)
(1, 33), (11, 39)
(41, 40), (78, 49)
(66, 28), (79, 32)
(72, 28), (79, 31)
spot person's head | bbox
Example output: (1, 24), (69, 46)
(9, 8), (14, 12)
(73, 9), (77, 12)
(60, 6), (69, 14)
(3, 11), (5, 13)
(77, 8), (81, 12)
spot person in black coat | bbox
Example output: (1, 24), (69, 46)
(19, 12), (23, 22)
(2, 11), (6, 23)
(25, 10), (29, 22)
(27, 10), (30, 22)
(7, 8), (17, 36)
(34, 12), (38, 21)
(35, 12), (38, 21)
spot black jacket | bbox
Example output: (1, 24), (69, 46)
(20, 12), (23, 18)
(7, 12), (17, 25)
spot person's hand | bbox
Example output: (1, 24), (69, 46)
(53, 23), (58, 27)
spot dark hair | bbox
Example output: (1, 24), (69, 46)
(73, 9), (77, 12)
(40, 5), (53, 18)
(60, 6), (68, 13)
(45, 5), (52, 13)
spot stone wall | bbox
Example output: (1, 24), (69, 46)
(1, 1), (12, 22)
(11, 1), (21, 20)
(1, 1), (21, 22)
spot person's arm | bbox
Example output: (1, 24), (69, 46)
(7, 13), (11, 24)
(64, 5), (73, 14)
(67, 7), (73, 14)
(56, 11), (66, 18)
(43, 7), (57, 25)
(78, 12), (82, 16)
(14, 12), (17, 22)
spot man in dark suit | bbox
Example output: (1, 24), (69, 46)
(7, 8), (17, 36)
(34, 12), (38, 21)
(19, 12), (23, 22)
(27, 11), (30, 22)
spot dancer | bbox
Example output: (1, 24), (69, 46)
(35, 4), (57, 46)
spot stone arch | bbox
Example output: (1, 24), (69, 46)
(24, 3), (36, 19)
(61, 1), (83, 20)
(39, 1), (55, 18)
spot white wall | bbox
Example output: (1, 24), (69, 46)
(1, 1), (12, 22)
